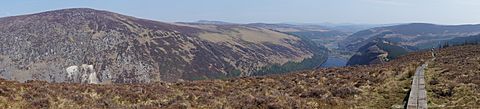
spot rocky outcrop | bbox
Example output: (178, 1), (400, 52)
(66, 64), (103, 84)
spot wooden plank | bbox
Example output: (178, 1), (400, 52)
(418, 66), (428, 109)
(407, 63), (428, 109)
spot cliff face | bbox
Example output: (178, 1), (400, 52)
(0, 8), (319, 83)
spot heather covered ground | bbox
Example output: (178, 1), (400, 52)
(1, 45), (479, 108)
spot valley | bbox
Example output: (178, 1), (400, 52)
(0, 9), (367, 83)
(320, 56), (347, 68)
(1, 42), (478, 108)
(2, 9), (478, 83)
(0, 5), (479, 108)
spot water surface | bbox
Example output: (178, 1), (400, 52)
(320, 56), (347, 68)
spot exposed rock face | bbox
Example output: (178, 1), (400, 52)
(66, 64), (102, 84)
(0, 8), (319, 83)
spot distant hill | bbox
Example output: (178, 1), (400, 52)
(246, 23), (360, 62)
(319, 23), (400, 33)
(441, 34), (480, 47)
(0, 8), (326, 83)
(246, 23), (331, 32)
(347, 39), (409, 65)
(179, 20), (237, 25)
(342, 23), (480, 51)
(343, 23), (480, 65)
(246, 23), (349, 49)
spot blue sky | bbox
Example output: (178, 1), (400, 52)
(0, 0), (479, 24)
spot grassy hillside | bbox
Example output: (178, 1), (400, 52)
(347, 40), (410, 65)
(0, 8), (321, 83)
(425, 45), (480, 108)
(1, 45), (479, 108)
(376, 42), (409, 59)
(252, 33), (328, 76)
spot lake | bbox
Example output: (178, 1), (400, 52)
(320, 56), (347, 68)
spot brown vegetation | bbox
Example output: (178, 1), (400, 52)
(1, 45), (479, 108)
(425, 45), (480, 108)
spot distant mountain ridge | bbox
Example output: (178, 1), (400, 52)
(344, 23), (480, 65)
(185, 20), (237, 25)
(342, 23), (480, 51)
(441, 34), (480, 47)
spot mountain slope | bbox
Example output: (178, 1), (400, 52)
(1, 40), (479, 108)
(0, 8), (324, 83)
(246, 23), (351, 57)
(3, 41), (474, 109)
(441, 34), (480, 46)
(425, 45), (480, 107)
(343, 23), (480, 65)
(347, 39), (410, 65)
(342, 23), (480, 51)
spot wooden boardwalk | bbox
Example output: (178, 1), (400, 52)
(407, 63), (428, 109)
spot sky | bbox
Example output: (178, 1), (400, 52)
(0, 0), (479, 25)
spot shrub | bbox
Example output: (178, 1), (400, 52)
(331, 87), (359, 98)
